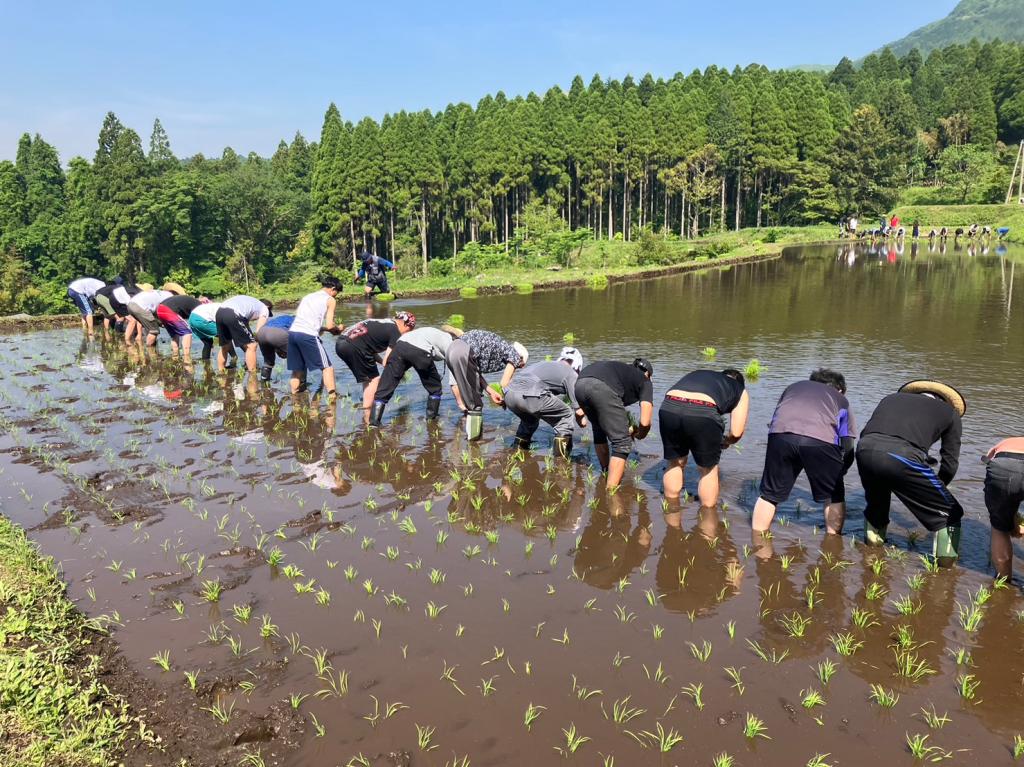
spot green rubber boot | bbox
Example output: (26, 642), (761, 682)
(466, 410), (483, 441)
(864, 521), (888, 547)
(553, 436), (572, 460)
(933, 525), (961, 567)
(512, 436), (531, 451)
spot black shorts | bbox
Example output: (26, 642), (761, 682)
(759, 432), (845, 505)
(336, 338), (380, 383)
(215, 307), (255, 349)
(367, 275), (389, 293)
(575, 377), (632, 460)
(658, 398), (725, 468)
(984, 453), (1024, 533)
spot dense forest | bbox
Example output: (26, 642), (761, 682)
(2, 40), (1024, 313)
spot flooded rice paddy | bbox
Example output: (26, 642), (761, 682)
(2, 241), (1024, 766)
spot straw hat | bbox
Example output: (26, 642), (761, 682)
(162, 282), (186, 295)
(899, 380), (966, 417)
(137, 283), (154, 292)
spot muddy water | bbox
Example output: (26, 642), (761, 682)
(1, 241), (1023, 766)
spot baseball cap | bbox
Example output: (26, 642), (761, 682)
(394, 310), (417, 329)
(633, 357), (654, 378)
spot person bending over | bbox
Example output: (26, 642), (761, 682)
(67, 277), (105, 336)
(256, 314), (294, 380)
(287, 276), (343, 396)
(157, 291), (204, 358)
(216, 295), (273, 373)
(751, 369), (855, 536)
(660, 368), (749, 508)
(336, 311), (416, 411)
(355, 250), (395, 296)
(982, 437), (1024, 579)
(446, 328), (529, 441)
(126, 285), (177, 347)
(370, 326), (456, 426)
(574, 358), (654, 489)
(504, 347), (584, 458)
(856, 380), (964, 566)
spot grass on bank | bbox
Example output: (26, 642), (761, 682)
(261, 224), (837, 306)
(0, 516), (136, 767)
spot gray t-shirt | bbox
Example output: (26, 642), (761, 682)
(507, 360), (580, 409)
(401, 327), (453, 360)
(769, 380), (855, 446)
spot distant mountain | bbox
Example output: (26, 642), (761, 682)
(873, 0), (1024, 58)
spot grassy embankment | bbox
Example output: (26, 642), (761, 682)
(262, 224), (837, 305)
(888, 203), (1024, 242)
(0, 516), (138, 766)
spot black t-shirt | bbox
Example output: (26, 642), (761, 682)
(862, 392), (962, 483)
(161, 295), (201, 317)
(579, 361), (654, 406)
(671, 370), (744, 413)
(340, 319), (400, 354)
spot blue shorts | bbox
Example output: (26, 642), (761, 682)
(287, 332), (332, 372)
(68, 288), (93, 316)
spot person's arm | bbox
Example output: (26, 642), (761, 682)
(938, 415), (962, 484)
(498, 362), (516, 390)
(322, 297), (340, 334)
(380, 347), (393, 367)
(253, 315), (267, 334)
(633, 401), (654, 439)
(355, 265), (365, 282)
(380, 257), (396, 271)
(726, 390), (750, 443)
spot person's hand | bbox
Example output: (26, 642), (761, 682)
(633, 422), (651, 440)
(328, 326), (342, 336)
(487, 388), (504, 406)
(575, 410), (588, 428)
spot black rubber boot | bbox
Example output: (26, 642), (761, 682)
(553, 436), (572, 459)
(369, 401), (386, 427)
(426, 395), (441, 419)
(260, 365), (272, 382)
(512, 436), (531, 451)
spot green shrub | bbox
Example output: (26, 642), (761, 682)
(589, 274), (609, 290)
(516, 283), (534, 294)
(459, 286), (478, 298)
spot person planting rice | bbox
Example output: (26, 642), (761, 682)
(856, 380), (965, 566)
(982, 437), (1024, 579)
(286, 276), (343, 397)
(126, 284), (178, 347)
(504, 346), (584, 458)
(67, 277), (105, 336)
(255, 313), (294, 381)
(187, 300), (235, 364)
(750, 369), (856, 537)
(659, 368), (749, 508)
(93, 278), (133, 333)
(445, 327), (529, 441)
(370, 325), (456, 426)
(215, 294), (273, 373)
(355, 250), (395, 296)
(156, 289), (204, 359)
(574, 358), (654, 489)
(335, 311), (416, 411)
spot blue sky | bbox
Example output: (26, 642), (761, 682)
(1, 0), (958, 162)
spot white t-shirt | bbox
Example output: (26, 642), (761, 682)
(69, 278), (105, 296)
(131, 290), (172, 311)
(190, 302), (220, 322)
(222, 295), (270, 322)
(290, 290), (331, 336)
(112, 286), (131, 305)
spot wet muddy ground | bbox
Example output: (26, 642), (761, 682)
(1, 243), (1023, 766)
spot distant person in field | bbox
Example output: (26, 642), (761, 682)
(215, 295), (273, 373)
(126, 284), (179, 347)
(93, 278), (133, 333)
(504, 346), (584, 458)
(912, 221), (920, 239)
(751, 369), (855, 536)
(287, 276), (343, 396)
(856, 380), (965, 566)
(157, 288), (204, 359)
(446, 327), (529, 441)
(983, 437), (1024, 580)
(848, 216), (858, 237)
(370, 325), (457, 425)
(355, 250), (396, 296)
(256, 313), (294, 381)
(659, 368), (750, 508)
(67, 277), (105, 336)
(574, 358), (655, 490)
(335, 311), (417, 410)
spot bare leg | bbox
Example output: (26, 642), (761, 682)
(663, 457), (687, 499)
(751, 497), (777, 532)
(323, 367), (336, 395)
(991, 529), (1013, 579)
(451, 384), (466, 412)
(290, 371), (303, 394)
(362, 378), (380, 410)
(607, 456), (627, 489)
(217, 343), (230, 372)
(824, 502), (846, 535)
(85, 314), (94, 335)
(182, 334), (192, 357)
(752, 528), (775, 560)
(696, 465), (720, 508)
(595, 443), (610, 473)
(146, 331), (158, 348)
(244, 343), (257, 373)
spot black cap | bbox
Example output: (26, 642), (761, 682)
(633, 358), (654, 378)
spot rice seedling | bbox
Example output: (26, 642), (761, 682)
(806, 755), (833, 767)
(232, 603), (252, 624)
(869, 684), (899, 708)
(744, 359), (762, 379)
(1013, 734), (1024, 759)
(829, 632), (864, 657)
(956, 602), (984, 633)
(779, 611), (812, 638)
(554, 723), (590, 757)
(865, 582), (888, 601)
(743, 713), (770, 739)
(894, 649), (936, 681)
(956, 673), (980, 700)
(184, 670), (199, 691)
(150, 650), (171, 672)
(726, 620), (736, 639)
(288, 692), (309, 710)
(801, 688), (826, 708)
(724, 666), (746, 694)
(203, 698), (235, 724)
(425, 601), (447, 619)
(714, 754), (735, 767)
(906, 573), (925, 591)
(643, 662), (671, 685)
(906, 733), (951, 761)
(416, 723), (438, 751)
(747, 638), (789, 664)
(642, 722), (685, 752)
(606, 695), (645, 724)
(918, 704), (951, 729)
(681, 681), (705, 710)
(851, 607), (880, 629)
(689, 640), (713, 662)
(200, 578), (222, 603)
